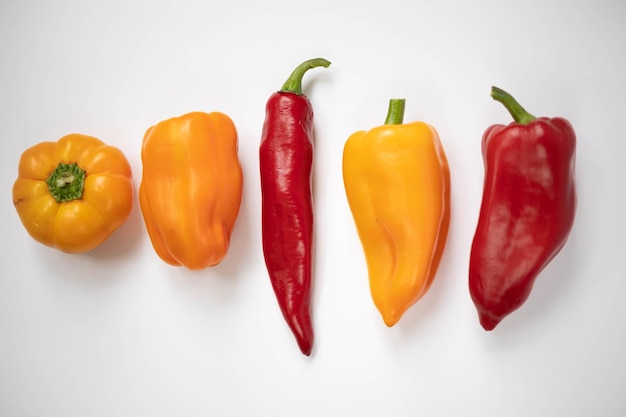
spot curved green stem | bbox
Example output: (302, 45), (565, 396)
(46, 162), (85, 203)
(491, 86), (536, 125)
(384, 98), (406, 125)
(280, 58), (331, 95)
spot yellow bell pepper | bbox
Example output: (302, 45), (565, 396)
(342, 99), (451, 326)
(139, 111), (243, 270)
(12, 133), (133, 253)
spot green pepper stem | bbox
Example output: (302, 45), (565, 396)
(384, 98), (406, 125)
(491, 86), (536, 125)
(46, 162), (86, 203)
(280, 58), (331, 95)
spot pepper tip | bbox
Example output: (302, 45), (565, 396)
(298, 341), (313, 356)
(478, 312), (502, 331)
(381, 310), (402, 327)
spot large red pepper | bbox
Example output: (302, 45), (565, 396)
(469, 86), (576, 331)
(259, 58), (330, 356)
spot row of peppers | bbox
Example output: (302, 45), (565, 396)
(12, 58), (577, 356)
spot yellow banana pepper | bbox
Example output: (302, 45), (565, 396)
(342, 99), (451, 327)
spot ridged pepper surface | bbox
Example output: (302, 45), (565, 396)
(13, 133), (133, 253)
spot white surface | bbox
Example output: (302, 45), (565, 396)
(1, 0), (625, 416)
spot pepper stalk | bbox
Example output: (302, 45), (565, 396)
(491, 86), (536, 125)
(280, 58), (331, 96)
(46, 162), (86, 203)
(384, 99), (406, 125)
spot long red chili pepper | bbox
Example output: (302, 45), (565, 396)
(469, 86), (576, 331)
(259, 58), (331, 356)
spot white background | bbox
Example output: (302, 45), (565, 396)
(1, 0), (625, 416)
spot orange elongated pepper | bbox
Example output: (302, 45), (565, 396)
(342, 99), (450, 326)
(139, 111), (243, 270)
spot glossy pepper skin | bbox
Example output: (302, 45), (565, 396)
(343, 99), (450, 327)
(139, 111), (243, 270)
(469, 86), (576, 330)
(12, 134), (133, 253)
(260, 58), (330, 356)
